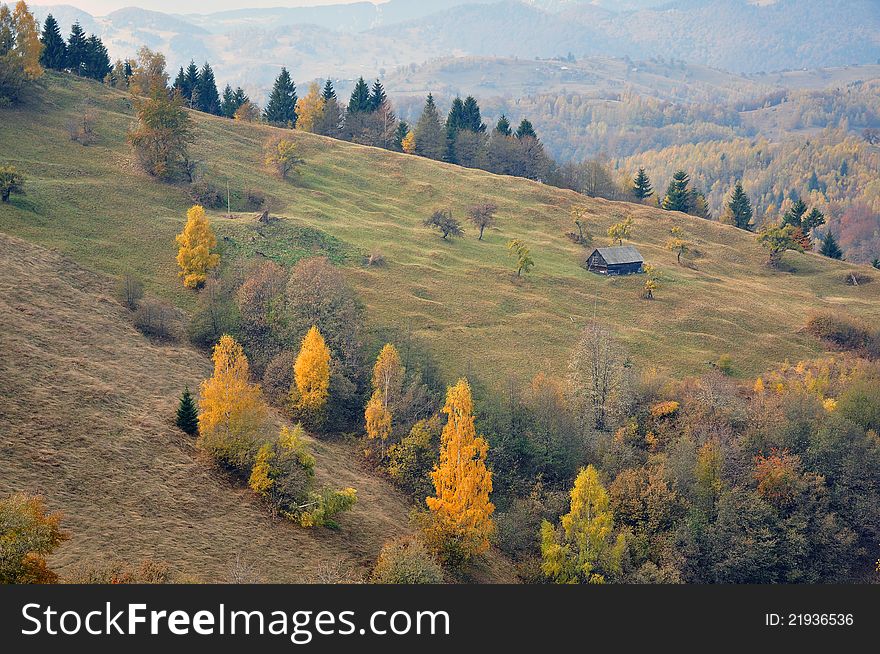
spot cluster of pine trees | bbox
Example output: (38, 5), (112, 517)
(39, 15), (110, 81)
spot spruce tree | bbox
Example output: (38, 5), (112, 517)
(515, 118), (537, 139)
(726, 181), (753, 230)
(819, 231), (843, 260)
(347, 76), (370, 114)
(632, 168), (653, 200)
(393, 120), (409, 151)
(413, 93), (446, 160)
(39, 14), (66, 70)
(82, 35), (110, 81)
(220, 84), (235, 117)
(368, 79), (386, 112)
(196, 62), (221, 115)
(462, 96), (485, 132)
(264, 67), (298, 127)
(494, 114), (512, 136)
(66, 21), (87, 75)
(173, 67), (187, 97)
(445, 97), (466, 162)
(782, 196), (808, 228)
(321, 78), (336, 101)
(802, 207), (826, 234)
(175, 386), (199, 436)
(661, 170), (691, 213)
(182, 60), (199, 105)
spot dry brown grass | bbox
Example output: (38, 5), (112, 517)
(0, 233), (514, 582)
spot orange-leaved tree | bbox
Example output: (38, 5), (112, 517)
(292, 326), (331, 426)
(424, 378), (494, 564)
(175, 205), (219, 289)
(0, 493), (67, 584)
(198, 334), (267, 469)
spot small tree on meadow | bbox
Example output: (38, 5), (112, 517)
(467, 203), (498, 240)
(0, 165), (25, 202)
(607, 216), (633, 245)
(641, 264), (660, 300)
(507, 239), (535, 277)
(176, 386), (199, 435)
(424, 209), (463, 240)
(264, 136), (304, 180)
(666, 226), (690, 264)
(571, 206), (591, 244)
(757, 223), (804, 268)
(175, 205), (220, 289)
(292, 326), (331, 427)
(127, 89), (193, 180)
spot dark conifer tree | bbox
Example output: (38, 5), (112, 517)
(321, 78), (336, 101)
(264, 67), (298, 126)
(368, 79), (386, 112)
(413, 93), (446, 160)
(196, 62), (221, 115)
(632, 167), (653, 200)
(172, 66), (187, 97)
(220, 84), (235, 117)
(175, 387), (199, 436)
(39, 15), (67, 70)
(495, 114), (512, 136)
(782, 196), (808, 228)
(347, 76), (371, 114)
(82, 35), (110, 81)
(802, 207), (826, 234)
(726, 181), (753, 230)
(819, 231), (843, 260)
(182, 60), (199, 105)
(515, 118), (537, 139)
(462, 96), (485, 132)
(66, 21), (87, 75)
(393, 120), (409, 151)
(662, 170), (691, 213)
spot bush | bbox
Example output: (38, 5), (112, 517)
(805, 312), (873, 352)
(189, 181), (224, 209)
(115, 273), (143, 310)
(263, 351), (295, 406)
(715, 354), (734, 376)
(133, 298), (177, 340)
(371, 537), (444, 584)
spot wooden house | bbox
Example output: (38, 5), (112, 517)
(585, 246), (644, 275)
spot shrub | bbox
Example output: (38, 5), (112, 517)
(115, 273), (144, 310)
(805, 312), (873, 352)
(0, 493), (67, 584)
(263, 351), (296, 406)
(189, 181), (224, 209)
(299, 488), (357, 529)
(366, 249), (385, 267)
(133, 298), (177, 340)
(371, 537), (444, 584)
(715, 354), (734, 376)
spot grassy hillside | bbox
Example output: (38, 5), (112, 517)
(2, 73), (880, 392)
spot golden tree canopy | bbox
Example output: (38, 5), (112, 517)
(296, 82), (325, 133)
(175, 205), (219, 289)
(425, 378), (495, 558)
(293, 325), (331, 416)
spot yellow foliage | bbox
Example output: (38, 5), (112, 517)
(401, 130), (416, 154)
(649, 400), (679, 419)
(295, 82), (325, 133)
(424, 379), (494, 561)
(12, 2), (43, 79)
(365, 390), (392, 442)
(607, 216), (633, 245)
(175, 205), (219, 289)
(292, 326), (331, 419)
(823, 397), (838, 412)
(248, 443), (275, 495)
(198, 335), (267, 467)
(754, 377), (765, 394)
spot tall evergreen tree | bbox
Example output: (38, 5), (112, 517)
(802, 207), (826, 234)
(220, 83), (235, 117)
(368, 79), (386, 112)
(515, 118), (537, 139)
(264, 67), (297, 126)
(462, 96), (485, 132)
(82, 34), (110, 81)
(39, 14), (66, 70)
(181, 60), (199, 105)
(445, 97), (467, 162)
(726, 180), (753, 230)
(172, 66), (186, 97)
(494, 114), (512, 136)
(65, 21), (87, 74)
(175, 386), (199, 436)
(393, 120), (409, 151)
(819, 231), (843, 260)
(662, 170), (691, 213)
(782, 196), (808, 228)
(347, 76), (370, 114)
(413, 93), (446, 160)
(631, 168), (653, 200)
(321, 78), (336, 101)
(195, 62), (221, 115)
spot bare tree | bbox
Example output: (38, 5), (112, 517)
(567, 322), (630, 431)
(467, 203), (498, 240)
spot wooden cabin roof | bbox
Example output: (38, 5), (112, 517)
(591, 246), (644, 265)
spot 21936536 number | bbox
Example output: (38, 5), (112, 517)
(765, 613), (854, 627)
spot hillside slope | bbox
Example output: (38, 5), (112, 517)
(2, 74), (879, 389)
(0, 232), (427, 581)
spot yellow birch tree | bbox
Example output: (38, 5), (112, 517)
(292, 326), (331, 424)
(198, 334), (267, 468)
(295, 82), (325, 133)
(175, 205), (219, 289)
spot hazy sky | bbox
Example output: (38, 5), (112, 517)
(32, 0), (381, 16)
